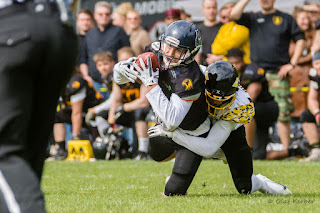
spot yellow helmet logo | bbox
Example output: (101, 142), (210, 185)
(272, 16), (283, 25)
(182, 78), (193, 90)
(72, 81), (80, 89)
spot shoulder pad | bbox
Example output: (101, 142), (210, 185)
(221, 102), (255, 124)
(220, 89), (255, 124)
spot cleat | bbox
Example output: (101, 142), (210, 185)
(299, 148), (320, 162)
(256, 174), (291, 195)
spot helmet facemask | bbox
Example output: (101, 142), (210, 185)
(204, 69), (239, 118)
(158, 20), (202, 69)
(160, 36), (191, 69)
(205, 88), (236, 118)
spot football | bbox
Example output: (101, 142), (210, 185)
(135, 52), (160, 73)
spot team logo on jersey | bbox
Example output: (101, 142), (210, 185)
(272, 16), (283, 25)
(182, 78), (193, 90)
(257, 68), (265, 75)
(72, 81), (80, 89)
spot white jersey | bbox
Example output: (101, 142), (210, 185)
(171, 88), (255, 158)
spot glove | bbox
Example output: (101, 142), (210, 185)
(119, 57), (137, 83)
(113, 57), (137, 84)
(85, 110), (95, 126)
(115, 104), (125, 120)
(148, 125), (173, 138)
(315, 112), (320, 126)
(132, 56), (159, 86)
(211, 149), (228, 164)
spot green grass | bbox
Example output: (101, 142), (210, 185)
(42, 160), (320, 213)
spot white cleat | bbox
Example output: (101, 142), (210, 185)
(256, 174), (292, 195)
(300, 148), (320, 162)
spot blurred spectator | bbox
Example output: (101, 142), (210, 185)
(179, 8), (192, 22)
(112, 2), (133, 29)
(125, 10), (152, 56)
(76, 9), (94, 66)
(164, 8), (181, 26)
(300, 51), (320, 162)
(231, 0), (306, 152)
(79, 1), (130, 100)
(195, 0), (223, 65)
(311, 17), (320, 53)
(51, 68), (104, 160)
(290, 6), (315, 118)
(76, 9), (94, 37)
(211, 0), (250, 65)
(149, 8), (181, 42)
(303, 2), (320, 28)
(93, 47), (151, 159)
(225, 48), (246, 73)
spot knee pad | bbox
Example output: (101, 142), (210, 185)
(149, 136), (175, 162)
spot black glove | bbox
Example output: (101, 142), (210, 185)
(115, 104), (125, 120)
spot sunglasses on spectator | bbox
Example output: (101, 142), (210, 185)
(97, 12), (111, 16)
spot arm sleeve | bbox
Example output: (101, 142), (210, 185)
(146, 85), (193, 130)
(94, 93), (113, 113)
(289, 15), (306, 42)
(79, 36), (88, 64)
(236, 13), (252, 28)
(172, 120), (236, 158)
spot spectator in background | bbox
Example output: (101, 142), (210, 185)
(112, 2), (133, 29)
(311, 17), (320, 53)
(164, 8), (181, 26)
(125, 10), (152, 56)
(290, 7), (315, 118)
(300, 51), (320, 162)
(76, 9), (95, 66)
(149, 8), (181, 43)
(226, 49), (277, 159)
(50, 67), (104, 160)
(195, 0), (223, 65)
(303, 1), (320, 28)
(210, 0), (250, 65)
(79, 1), (130, 100)
(231, 0), (306, 153)
(93, 47), (151, 159)
(76, 9), (94, 38)
(179, 8), (192, 22)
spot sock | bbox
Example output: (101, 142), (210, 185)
(310, 143), (320, 149)
(56, 141), (66, 150)
(250, 174), (267, 194)
(138, 138), (149, 153)
(288, 148), (296, 156)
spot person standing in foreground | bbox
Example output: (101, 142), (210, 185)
(0, 0), (78, 212)
(230, 0), (306, 152)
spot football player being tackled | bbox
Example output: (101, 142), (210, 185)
(114, 20), (291, 196)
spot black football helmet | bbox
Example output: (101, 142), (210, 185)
(159, 20), (202, 68)
(204, 60), (239, 117)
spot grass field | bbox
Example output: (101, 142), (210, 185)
(42, 160), (320, 213)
